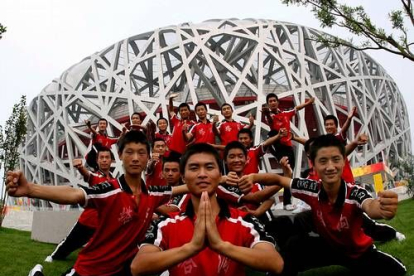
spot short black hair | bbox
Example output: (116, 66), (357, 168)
(152, 137), (166, 148)
(118, 130), (150, 154)
(195, 102), (207, 111)
(304, 137), (316, 154)
(131, 112), (141, 120)
(309, 134), (345, 164)
(238, 128), (253, 139)
(156, 117), (168, 126)
(178, 103), (191, 112)
(221, 103), (233, 112)
(324, 115), (339, 128)
(98, 118), (108, 124)
(224, 141), (247, 159)
(180, 143), (221, 175)
(162, 155), (181, 170)
(96, 146), (114, 160)
(266, 93), (278, 103)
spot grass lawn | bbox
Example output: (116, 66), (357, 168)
(1, 199), (413, 276)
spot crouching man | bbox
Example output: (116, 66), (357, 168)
(239, 134), (406, 276)
(131, 143), (284, 276)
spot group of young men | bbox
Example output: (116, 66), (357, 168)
(5, 92), (409, 276)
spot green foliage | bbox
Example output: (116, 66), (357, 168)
(0, 23), (6, 39)
(0, 96), (28, 226)
(281, 0), (414, 62)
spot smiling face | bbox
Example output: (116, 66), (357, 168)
(179, 106), (190, 120)
(225, 148), (246, 174)
(313, 146), (344, 188)
(238, 132), (253, 148)
(131, 114), (142, 125)
(324, 119), (338, 134)
(183, 152), (221, 197)
(119, 142), (149, 176)
(157, 118), (168, 132)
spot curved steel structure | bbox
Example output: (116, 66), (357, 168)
(19, 19), (411, 208)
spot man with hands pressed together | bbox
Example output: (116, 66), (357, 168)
(238, 134), (406, 276)
(131, 143), (283, 276)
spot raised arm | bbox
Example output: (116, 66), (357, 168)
(262, 105), (273, 126)
(168, 94), (178, 117)
(247, 113), (255, 129)
(6, 171), (85, 205)
(85, 120), (98, 136)
(345, 133), (368, 156)
(262, 128), (287, 147)
(73, 159), (90, 181)
(291, 134), (308, 145)
(295, 97), (315, 111)
(241, 186), (281, 204)
(340, 106), (357, 138)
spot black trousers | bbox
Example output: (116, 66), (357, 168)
(267, 132), (295, 206)
(50, 222), (95, 260)
(281, 235), (406, 276)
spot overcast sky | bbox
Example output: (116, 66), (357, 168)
(1, 0), (413, 146)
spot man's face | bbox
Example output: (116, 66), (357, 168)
(97, 151), (112, 171)
(195, 105), (207, 120)
(324, 119), (338, 134)
(313, 146), (344, 187)
(119, 142), (149, 176)
(152, 141), (166, 155)
(98, 120), (107, 131)
(267, 97), (279, 111)
(157, 119), (168, 132)
(131, 114), (141, 125)
(221, 105), (233, 119)
(183, 152), (221, 197)
(238, 133), (253, 148)
(163, 162), (180, 186)
(225, 148), (246, 174)
(179, 106), (190, 120)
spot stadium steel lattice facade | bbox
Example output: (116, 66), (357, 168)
(18, 19), (411, 208)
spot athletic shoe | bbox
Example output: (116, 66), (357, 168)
(44, 255), (53, 263)
(28, 264), (43, 276)
(283, 204), (296, 211)
(396, 232), (406, 241)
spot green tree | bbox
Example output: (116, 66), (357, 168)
(0, 23), (6, 40)
(281, 0), (414, 62)
(0, 96), (27, 227)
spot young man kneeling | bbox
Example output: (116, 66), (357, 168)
(131, 143), (284, 276)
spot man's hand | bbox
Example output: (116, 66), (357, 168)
(348, 106), (357, 119)
(225, 171), (239, 186)
(72, 159), (83, 169)
(6, 171), (32, 198)
(249, 113), (254, 124)
(169, 93), (179, 99)
(204, 192), (223, 251)
(238, 174), (254, 194)
(190, 191), (207, 252)
(307, 97), (315, 105)
(279, 156), (292, 178)
(151, 152), (160, 162)
(213, 115), (219, 124)
(84, 120), (91, 127)
(261, 105), (270, 115)
(356, 133), (368, 145)
(377, 190), (398, 219)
